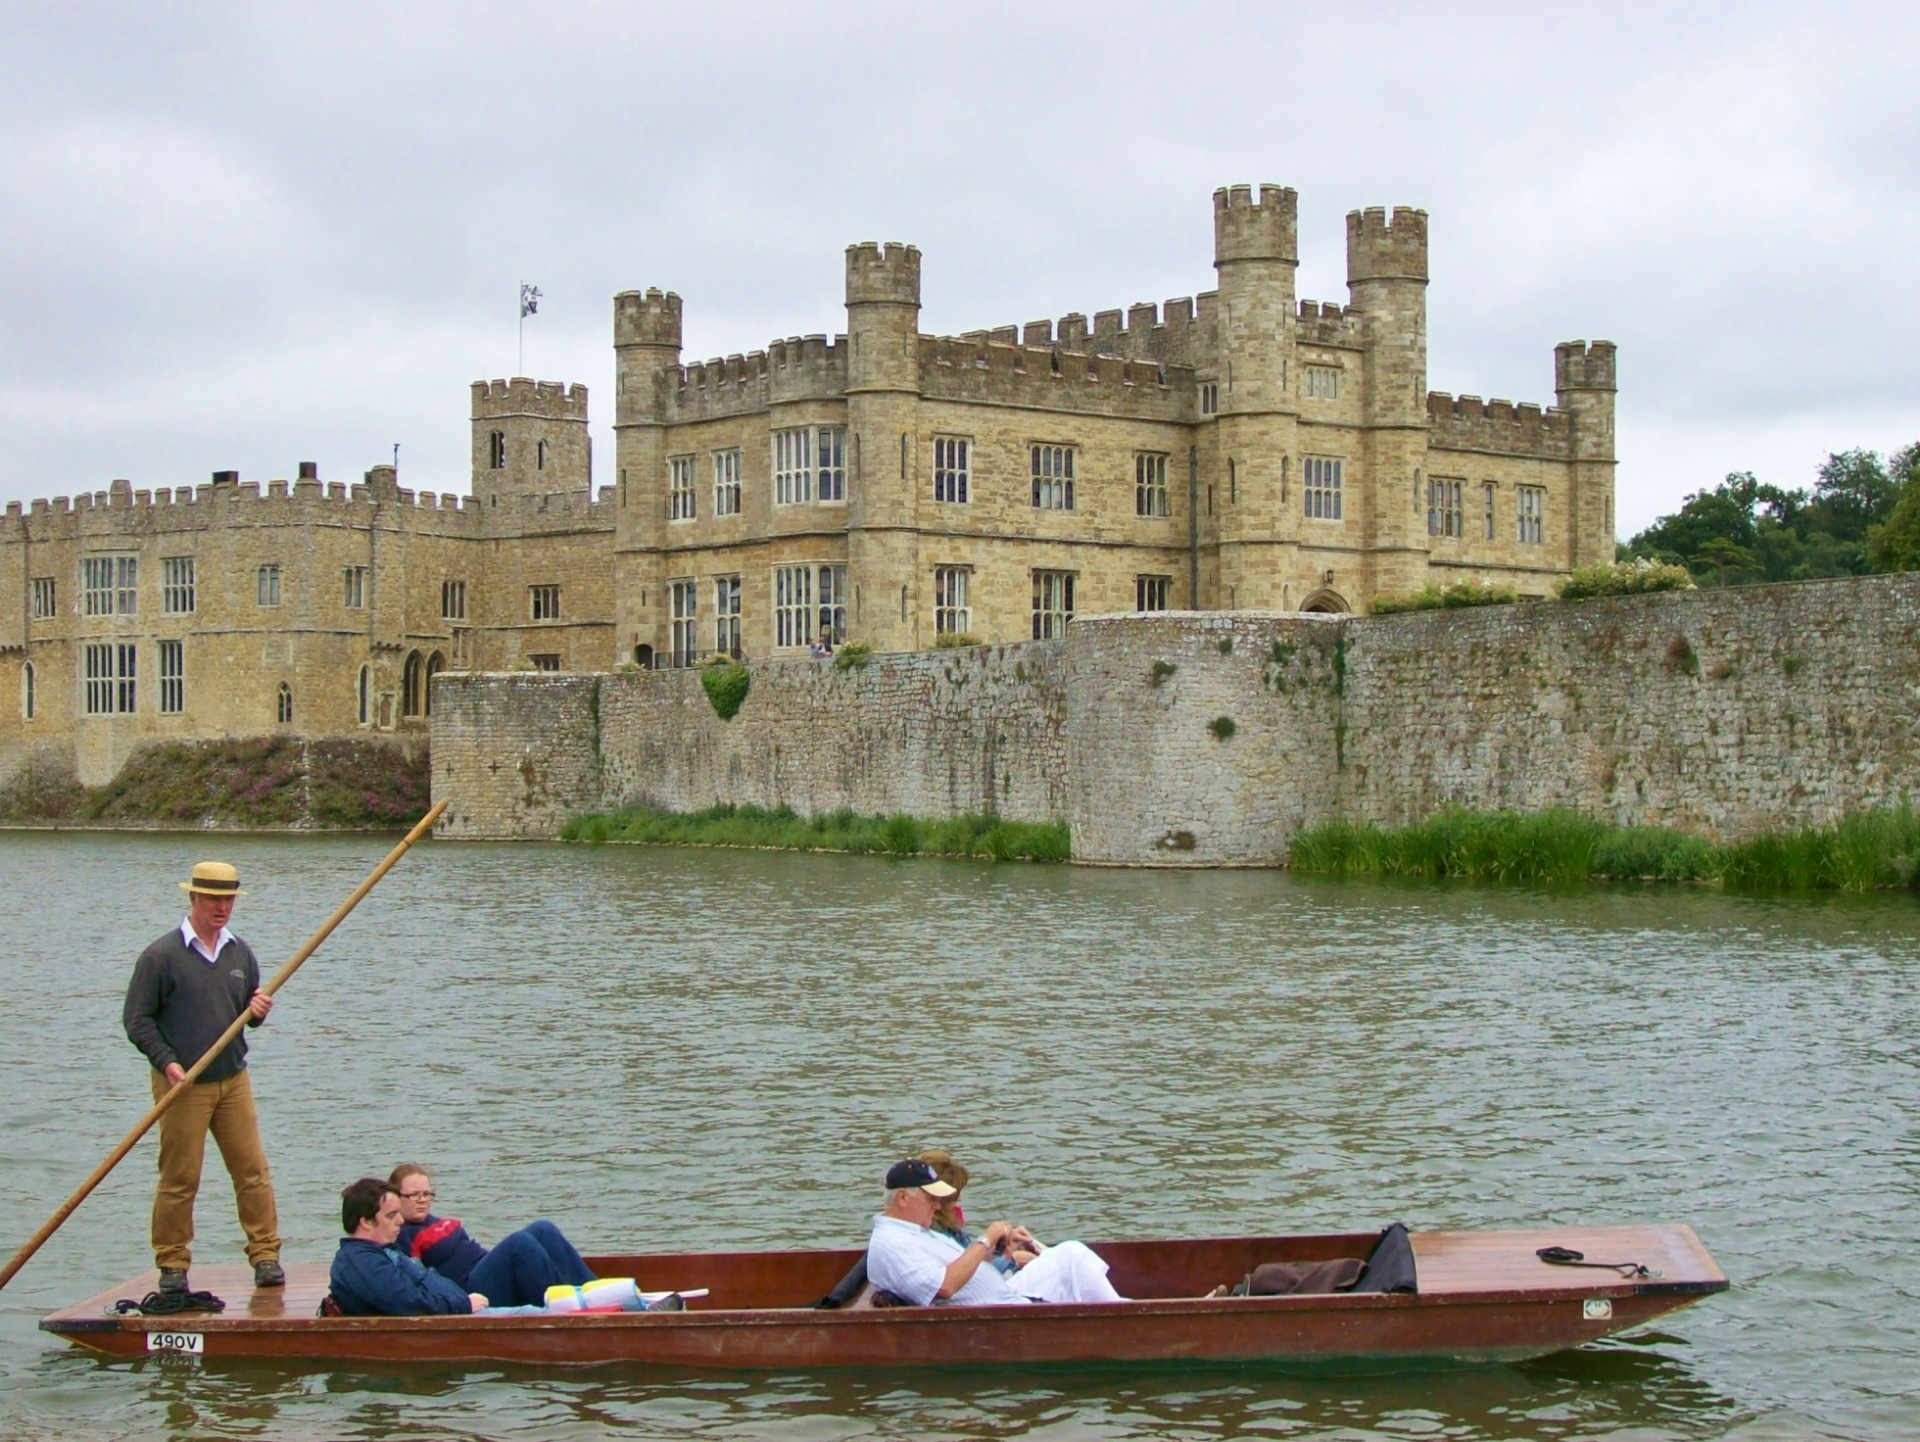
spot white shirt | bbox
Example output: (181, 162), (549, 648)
(180, 917), (234, 966)
(866, 1215), (1026, 1306)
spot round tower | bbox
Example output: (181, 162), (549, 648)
(611, 288), (683, 665)
(845, 243), (921, 393)
(1346, 206), (1431, 599)
(1556, 340), (1619, 569)
(844, 242), (923, 650)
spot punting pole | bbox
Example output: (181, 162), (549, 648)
(0, 800), (448, 1292)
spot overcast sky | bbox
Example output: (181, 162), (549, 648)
(2, 2), (1915, 535)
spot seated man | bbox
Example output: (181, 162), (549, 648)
(329, 1177), (488, 1315)
(389, 1163), (595, 1309)
(865, 1158), (1126, 1306)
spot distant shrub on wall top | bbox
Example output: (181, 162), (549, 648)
(833, 641), (874, 670)
(933, 633), (982, 649)
(700, 658), (751, 719)
(1558, 558), (1696, 601)
(1369, 581), (1520, 615)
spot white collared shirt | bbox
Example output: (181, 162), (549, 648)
(866, 1214), (1025, 1306)
(180, 917), (234, 966)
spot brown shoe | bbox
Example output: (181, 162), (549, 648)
(253, 1260), (286, 1288)
(157, 1267), (190, 1294)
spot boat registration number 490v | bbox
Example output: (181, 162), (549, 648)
(145, 1332), (203, 1354)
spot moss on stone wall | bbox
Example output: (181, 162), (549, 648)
(0, 738), (428, 829)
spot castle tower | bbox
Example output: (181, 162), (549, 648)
(844, 243), (923, 650)
(470, 379), (591, 505)
(1556, 340), (1618, 570)
(1346, 206), (1431, 600)
(1211, 185), (1300, 610)
(611, 289), (683, 665)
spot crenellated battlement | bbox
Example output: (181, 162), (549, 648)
(471, 378), (589, 421)
(998, 292), (1219, 369)
(614, 288), (683, 349)
(1426, 391), (1571, 458)
(1555, 339), (1618, 392)
(918, 334), (1193, 420)
(1214, 183), (1299, 265)
(1297, 298), (1363, 347)
(662, 334), (850, 422)
(1346, 206), (1429, 284)
(845, 242), (921, 306)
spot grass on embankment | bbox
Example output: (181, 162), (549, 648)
(561, 803), (1071, 862)
(1289, 805), (1920, 893)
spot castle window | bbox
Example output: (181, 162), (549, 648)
(529, 584), (561, 621)
(83, 555), (137, 616)
(1137, 575), (1171, 612)
(1200, 382), (1218, 416)
(1031, 445), (1075, 511)
(21, 662), (33, 720)
(816, 427), (846, 502)
(670, 455), (697, 521)
(1303, 457), (1343, 521)
(1427, 478), (1463, 539)
(257, 564), (281, 607)
(712, 450), (740, 517)
(1136, 453), (1169, 517)
(773, 429), (813, 505)
(402, 650), (424, 717)
(1031, 571), (1074, 639)
(536, 439), (548, 472)
(425, 652), (445, 714)
(162, 557), (195, 615)
(715, 575), (742, 658)
(1483, 482), (1497, 541)
(935, 567), (970, 635)
(1517, 487), (1545, 545)
(933, 437), (970, 504)
(31, 577), (56, 619)
(357, 664), (370, 726)
(773, 565), (814, 647)
(1305, 365), (1341, 400)
(669, 579), (698, 667)
(529, 654), (562, 672)
(276, 682), (293, 725)
(442, 579), (467, 621)
(84, 642), (136, 715)
(344, 565), (367, 610)
(488, 431), (506, 469)
(159, 640), (184, 715)
(817, 564), (847, 644)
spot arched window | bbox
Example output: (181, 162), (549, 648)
(536, 439), (548, 471)
(488, 431), (506, 469)
(402, 650), (423, 717)
(424, 651), (446, 717)
(277, 682), (293, 724)
(22, 662), (33, 720)
(357, 664), (370, 726)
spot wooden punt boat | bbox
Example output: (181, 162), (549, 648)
(41, 1223), (1726, 1369)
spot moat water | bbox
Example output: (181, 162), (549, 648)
(0, 833), (1914, 1441)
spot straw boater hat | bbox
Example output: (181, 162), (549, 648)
(179, 861), (245, 897)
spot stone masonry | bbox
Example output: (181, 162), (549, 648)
(434, 574), (1920, 862)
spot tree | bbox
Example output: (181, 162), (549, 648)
(1866, 443), (1920, 573)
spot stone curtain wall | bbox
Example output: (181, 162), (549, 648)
(434, 574), (1920, 858)
(434, 642), (1070, 841)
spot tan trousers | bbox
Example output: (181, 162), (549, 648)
(149, 1068), (281, 1270)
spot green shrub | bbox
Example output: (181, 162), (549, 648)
(1150, 660), (1177, 687)
(1209, 716), (1237, 740)
(933, 633), (982, 649)
(1558, 558), (1696, 601)
(699, 659), (751, 719)
(833, 641), (874, 670)
(560, 802), (1070, 862)
(1370, 581), (1520, 615)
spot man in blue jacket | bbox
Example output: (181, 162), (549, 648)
(329, 1178), (489, 1315)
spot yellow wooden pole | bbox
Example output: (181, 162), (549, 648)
(0, 800), (448, 1292)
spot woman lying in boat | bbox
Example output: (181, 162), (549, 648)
(387, 1162), (594, 1309)
(867, 1158), (1126, 1305)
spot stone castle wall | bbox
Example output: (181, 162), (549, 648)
(434, 574), (1920, 858)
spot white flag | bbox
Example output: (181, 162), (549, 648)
(519, 283), (542, 319)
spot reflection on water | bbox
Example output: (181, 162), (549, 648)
(2, 833), (1916, 1440)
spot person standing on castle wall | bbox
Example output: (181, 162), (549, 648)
(122, 862), (284, 1293)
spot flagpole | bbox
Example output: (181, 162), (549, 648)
(518, 280), (525, 377)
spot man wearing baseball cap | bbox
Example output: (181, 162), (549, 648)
(865, 1158), (1125, 1306)
(123, 861), (283, 1294)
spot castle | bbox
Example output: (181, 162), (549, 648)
(0, 183), (1614, 791)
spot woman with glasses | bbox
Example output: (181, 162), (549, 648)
(388, 1163), (596, 1309)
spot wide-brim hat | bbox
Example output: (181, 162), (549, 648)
(179, 861), (245, 897)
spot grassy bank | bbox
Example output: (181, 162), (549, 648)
(1289, 806), (1920, 893)
(0, 738), (429, 829)
(561, 803), (1071, 862)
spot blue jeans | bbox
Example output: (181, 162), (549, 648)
(466, 1221), (594, 1308)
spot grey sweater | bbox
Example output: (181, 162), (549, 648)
(123, 928), (264, 1082)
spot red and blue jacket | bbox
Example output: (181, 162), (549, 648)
(398, 1215), (490, 1288)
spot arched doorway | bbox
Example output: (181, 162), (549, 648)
(402, 650), (424, 717)
(425, 651), (446, 716)
(634, 643), (654, 669)
(1300, 589), (1349, 615)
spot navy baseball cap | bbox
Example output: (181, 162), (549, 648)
(886, 1159), (957, 1196)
